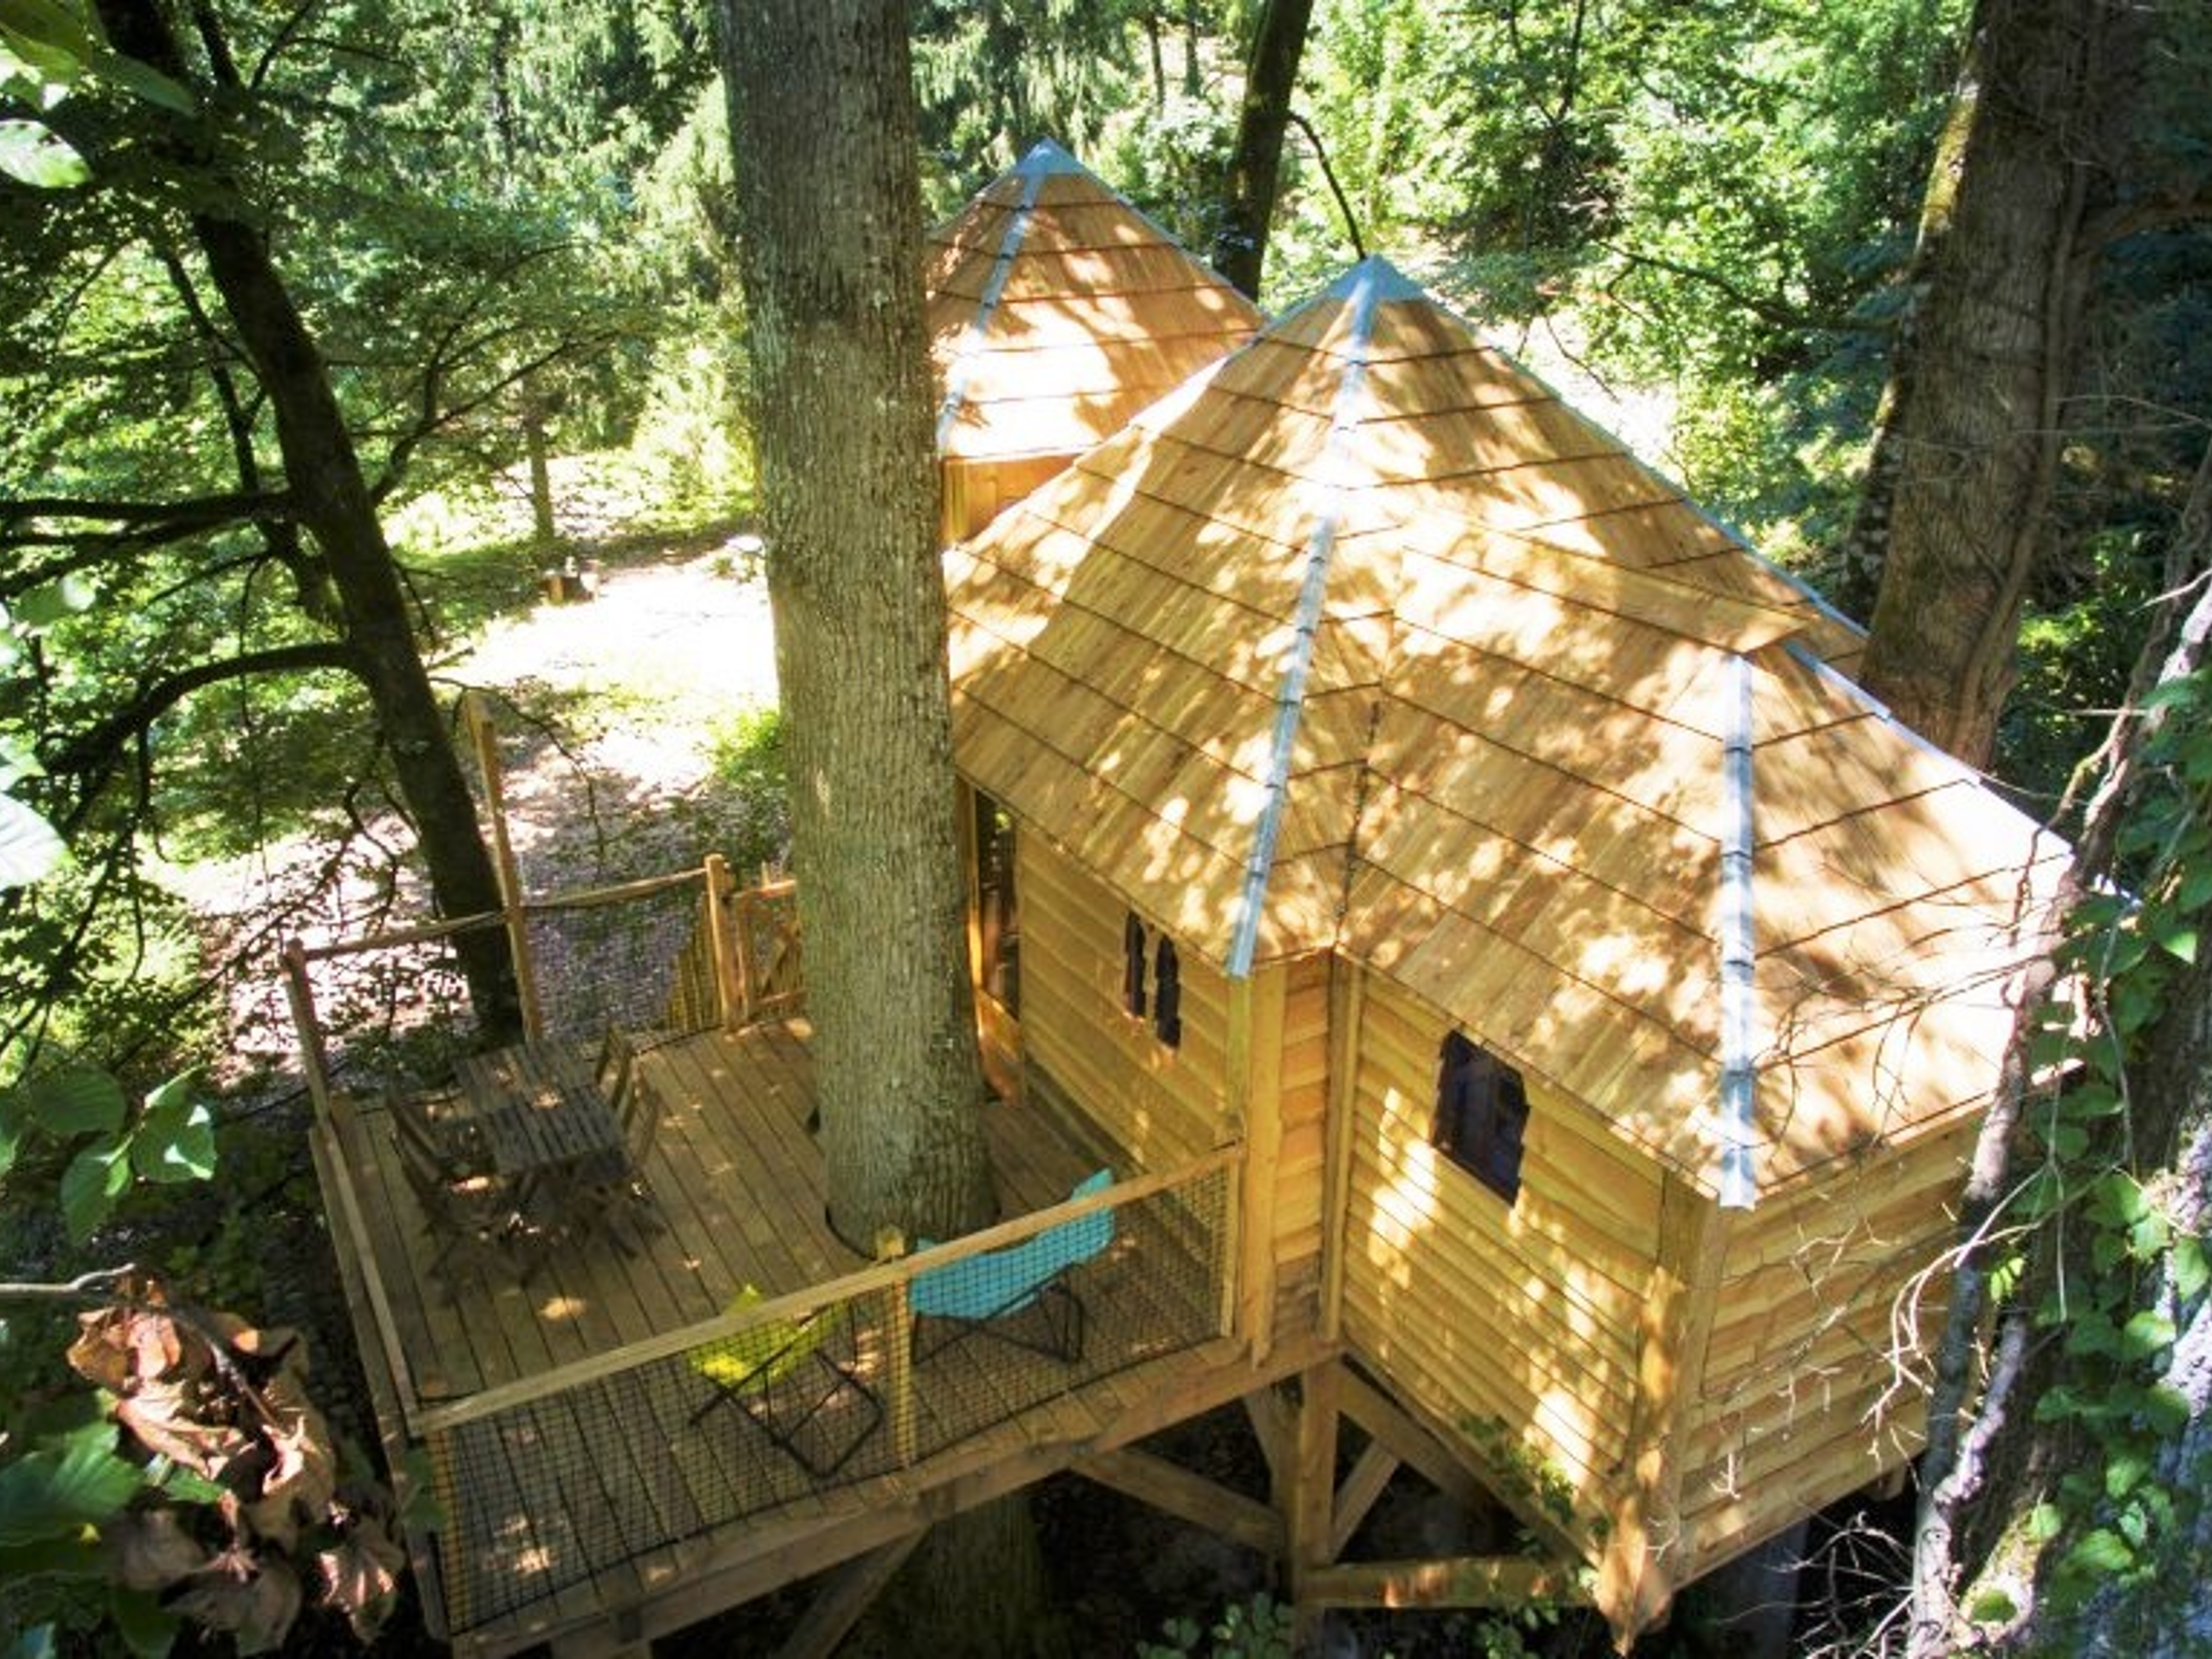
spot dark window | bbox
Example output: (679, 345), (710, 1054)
(1123, 912), (1148, 1018)
(972, 792), (1020, 1015)
(1433, 1031), (1528, 1204)
(1153, 936), (1182, 1048)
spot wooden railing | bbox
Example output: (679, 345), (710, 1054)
(403, 1145), (1243, 1632)
(409, 1143), (1239, 1439)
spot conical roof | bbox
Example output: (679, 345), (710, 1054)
(926, 140), (1263, 463)
(945, 256), (2066, 1192)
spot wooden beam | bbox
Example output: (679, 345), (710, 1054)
(1328, 1441), (1399, 1561)
(1231, 968), (1290, 1358)
(1300, 1555), (1593, 1612)
(1244, 1385), (1294, 1492)
(775, 1532), (926, 1659)
(1319, 960), (1364, 1342)
(1073, 1448), (1285, 1557)
(1287, 1359), (1343, 1647)
(1334, 1367), (1483, 1513)
(1596, 1173), (1728, 1646)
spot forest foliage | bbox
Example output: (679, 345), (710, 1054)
(3, 0), (2211, 1654)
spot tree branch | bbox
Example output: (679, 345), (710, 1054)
(1597, 238), (1875, 337)
(46, 641), (359, 787)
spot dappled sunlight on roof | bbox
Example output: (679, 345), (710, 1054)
(946, 254), (2068, 1193)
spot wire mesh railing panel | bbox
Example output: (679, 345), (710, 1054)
(427, 1161), (1233, 1635)
(524, 875), (714, 1041)
(304, 918), (507, 1102)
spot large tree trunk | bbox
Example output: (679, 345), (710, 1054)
(716, 5), (1033, 1650)
(1210, 0), (1315, 300)
(1911, 452), (2212, 1656)
(96, 0), (518, 1033)
(1845, 0), (2139, 768)
(715, 0), (993, 1252)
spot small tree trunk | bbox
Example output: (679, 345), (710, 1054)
(1210, 0), (1315, 300)
(524, 403), (557, 550)
(96, 0), (518, 1034)
(1846, 0), (2139, 767)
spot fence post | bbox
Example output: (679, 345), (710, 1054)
(282, 939), (335, 1122)
(877, 1229), (917, 1468)
(703, 854), (744, 1032)
(463, 692), (543, 1040)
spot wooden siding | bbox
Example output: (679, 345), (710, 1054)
(1672, 1113), (1975, 1576)
(1338, 976), (1661, 1514)
(1017, 832), (1235, 1174)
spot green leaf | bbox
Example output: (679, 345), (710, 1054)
(58, 1139), (127, 1240)
(2067, 1527), (2135, 1575)
(12, 575), (95, 628)
(0, 790), (66, 889)
(0, 117), (86, 186)
(2172, 1236), (2209, 1299)
(26, 1066), (126, 1136)
(2028, 1502), (2066, 1542)
(2106, 1448), (2153, 1500)
(1965, 1589), (2017, 1624)
(0, 1422), (144, 1546)
(2121, 1309), (2176, 1361)
(110, 1589), (178, 1659)
(129, 1094), (215, 1184)
(2142, 1382), (2192, 1435)
(2179, 865), (2212, 912)
(85, 43), (192, 113)
(2156, 925), (2199, 965)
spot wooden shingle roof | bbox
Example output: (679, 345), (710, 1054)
(927, 140), (1263, 463)
(946, 257), (2066, 1193)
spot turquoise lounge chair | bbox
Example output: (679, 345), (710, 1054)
(910, 1170), (1113, 1362)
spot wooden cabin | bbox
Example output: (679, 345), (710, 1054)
(942, 255), (2068, 1643)
(926, 139), (1262, 541)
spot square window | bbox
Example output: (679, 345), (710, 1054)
(1433, 1031), (1528, 1204)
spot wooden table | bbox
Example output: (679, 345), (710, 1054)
(455, 1042), (632, 1246)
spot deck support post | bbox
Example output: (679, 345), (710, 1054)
(1285, 1358), (1343, 1652)
(775, 1530), (927, 1659)
(1597, 1172), (1728, 1644)
(877, 1229), (918, 1467)
(281, 938), (334, 1122)
(703, 854), (743, 1031)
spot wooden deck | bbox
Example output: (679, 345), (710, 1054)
(312, 1019), (1293, 1656)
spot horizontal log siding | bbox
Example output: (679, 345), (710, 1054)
(1340, 977), (1661, 1508)
(1018, 835), (1235, 1174)
(1675, 1113), (1975, 1576)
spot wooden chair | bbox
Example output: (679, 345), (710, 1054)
(686, 1286), (882, 1477)
(589, 1028), (665, 1239)
(392, 1101), (529, 1290)
(909, 1169), (1113, 1364)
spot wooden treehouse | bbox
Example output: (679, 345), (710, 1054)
(289, 163), (2069, 1653)
(927, 138), (1261, 542)
(941, 255), (2068, 1643)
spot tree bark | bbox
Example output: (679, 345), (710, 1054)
(94, 0), (520, 1036)
(1912, 453), (2212, 1655)
(1846, 0), (2141, 768)
(716, 3), (1029, 1648)
(1210, 0), (1315, 300)
(714, 0), (991, 1250)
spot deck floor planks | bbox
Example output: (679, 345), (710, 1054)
(322, 1019), (1258, 1654)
